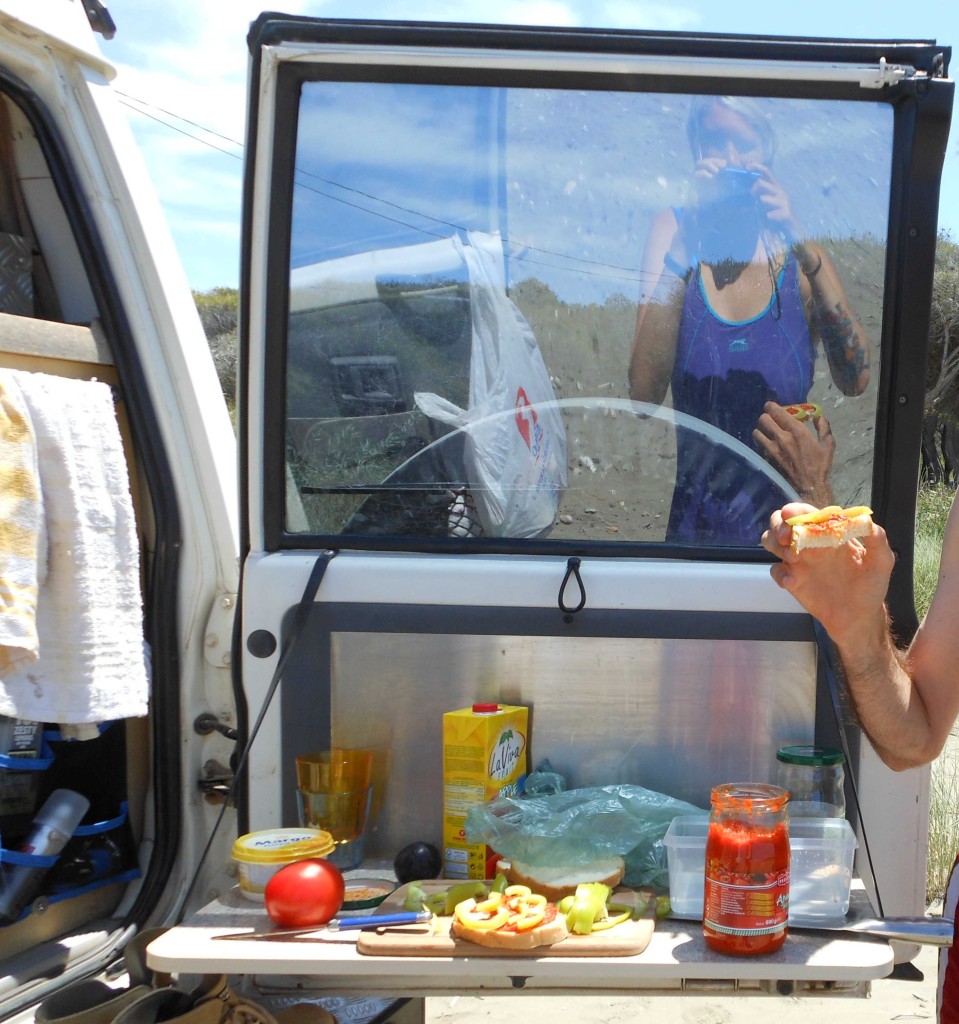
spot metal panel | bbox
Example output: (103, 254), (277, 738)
(303, 630), (816, 859)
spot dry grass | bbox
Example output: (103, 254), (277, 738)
(920, 484), (957, 902)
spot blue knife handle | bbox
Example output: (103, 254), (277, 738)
(327, 910), (431, 931)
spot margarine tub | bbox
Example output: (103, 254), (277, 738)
(231, 827), (336, 901)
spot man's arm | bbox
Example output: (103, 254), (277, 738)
(900, 493), (959, 764)
(762, 494), (959, 770)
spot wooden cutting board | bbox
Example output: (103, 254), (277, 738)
(356, 881), (655, 958)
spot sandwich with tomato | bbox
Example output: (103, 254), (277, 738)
(451, 884), (569, 949)
(451, 880), (636, 950)
(786, 505), (874, 554)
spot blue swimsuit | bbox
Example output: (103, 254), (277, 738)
(668, 256), (816, 544)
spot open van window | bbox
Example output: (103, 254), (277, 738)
(278, 83), (890, 550)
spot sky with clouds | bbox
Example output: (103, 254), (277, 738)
(101, 0), (959, 292)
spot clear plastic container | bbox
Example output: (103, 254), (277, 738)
(665, 813), (858, 924)
(777, 745), (846, 818)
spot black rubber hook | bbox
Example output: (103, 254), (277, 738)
(558, 556), (586, 615)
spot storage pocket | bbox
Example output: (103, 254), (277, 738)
(44, 801), (140, 896)
(38, 721), (140, 895)
(0, 721), (140, 923)
(0, 717), (54, 836)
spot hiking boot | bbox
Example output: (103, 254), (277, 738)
(112, 976), (335, 1024)
(36, 929), (171, 1024)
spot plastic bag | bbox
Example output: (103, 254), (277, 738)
(414, 232), (567, 539)
(464, 783), (704, 891)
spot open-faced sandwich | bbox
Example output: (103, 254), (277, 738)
(451, 884), (569, 949)
(451, 880), (637, 950)
(784, 401), (822, 422)
(786, 505), (874, 554)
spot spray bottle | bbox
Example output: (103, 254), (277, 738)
(0, 788), (89, 924)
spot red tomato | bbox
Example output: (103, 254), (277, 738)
(264, 858), (345, 928)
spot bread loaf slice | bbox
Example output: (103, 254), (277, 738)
(496, 856), (626, 904)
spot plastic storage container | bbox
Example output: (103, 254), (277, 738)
(231, 827), (336, 901)
(665, 814), (859, 924)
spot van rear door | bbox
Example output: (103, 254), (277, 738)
(239, 16), (953, 990)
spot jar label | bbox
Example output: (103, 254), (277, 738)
(704, 868), (789, 936)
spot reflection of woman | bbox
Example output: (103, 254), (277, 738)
(628, 96), (871, 544)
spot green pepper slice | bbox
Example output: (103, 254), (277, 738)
(565, 882), (612, 935)
(443, 880), (489, 915)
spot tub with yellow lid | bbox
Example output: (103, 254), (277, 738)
(231, 827), (336, 901)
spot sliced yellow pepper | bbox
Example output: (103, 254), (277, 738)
(513, 898), (547, 932)
(454, 896), (510, 931)
(474, 894), (507, 915)
(504, 884), (532, 899)
(590, 908), (631, 932)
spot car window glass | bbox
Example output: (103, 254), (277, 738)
(284, 84), (889, 547)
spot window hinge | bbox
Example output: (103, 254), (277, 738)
(203, 592), (237, 669)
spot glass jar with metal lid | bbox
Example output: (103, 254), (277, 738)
(776, 745), (846, 818)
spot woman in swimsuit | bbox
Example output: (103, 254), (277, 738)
(628, 95), (871, 544)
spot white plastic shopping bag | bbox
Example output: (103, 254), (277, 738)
(415, 232), (567, 538)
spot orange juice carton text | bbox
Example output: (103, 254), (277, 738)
(442, 702), (528, 879)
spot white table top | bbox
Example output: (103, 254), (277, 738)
(145, 887), (895, 996)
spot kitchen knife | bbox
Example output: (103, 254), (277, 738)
(212, 909), (432, 941)
(790, 913), (954, 946)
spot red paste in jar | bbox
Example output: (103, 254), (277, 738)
(703, 784), (790, 956)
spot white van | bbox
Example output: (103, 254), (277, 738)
(0, 3), (953, 1019)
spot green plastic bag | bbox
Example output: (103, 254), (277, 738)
(465, 782), (704, 891)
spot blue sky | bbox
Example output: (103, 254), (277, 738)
(102, 0), (959, 292)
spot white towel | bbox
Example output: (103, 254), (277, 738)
(0, 369), (149, 724)
(0, 374), (41, 675)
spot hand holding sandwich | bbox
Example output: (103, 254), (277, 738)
(761, 502), (892, 642)
(762, 496), (959, 771)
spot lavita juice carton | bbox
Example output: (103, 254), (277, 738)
(442, 702), (528, 879)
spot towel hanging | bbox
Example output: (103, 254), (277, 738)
(0, 369), (149, 725)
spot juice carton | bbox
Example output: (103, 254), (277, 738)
(442, 702), (528, 879)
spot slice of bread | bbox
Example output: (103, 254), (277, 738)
(786, 505), (873, 554)
(496, 856), (626, 904)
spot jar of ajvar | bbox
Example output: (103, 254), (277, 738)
(703, 782), (790, 955)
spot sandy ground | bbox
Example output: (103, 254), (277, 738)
(426, 938), (939, 1023)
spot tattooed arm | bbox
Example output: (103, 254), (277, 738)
(793, 241), (871, 397)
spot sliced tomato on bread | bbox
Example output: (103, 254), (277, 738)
(784, 401), (823, 422)
(785, 505), (874, 553)
(451, 887), (569, 949)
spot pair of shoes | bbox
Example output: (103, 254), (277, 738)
(113, 976), (335, 1024)
(36, 930), (336, 1024)
(36, 929), (171, 1024)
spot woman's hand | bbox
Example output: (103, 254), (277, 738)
(749, 163), (803, 240)
(691, 156), (728, 182)
(753, 401), (835, 506)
